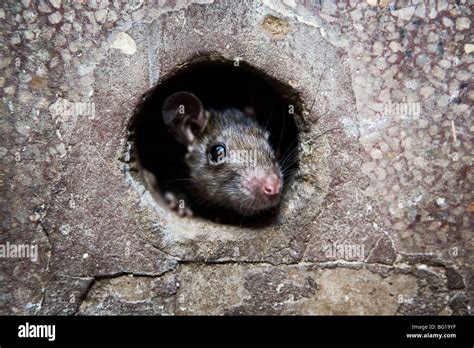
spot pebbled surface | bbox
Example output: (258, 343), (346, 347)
(0, 0), (472, 315)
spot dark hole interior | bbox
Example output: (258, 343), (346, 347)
(130, 56), (300, 226)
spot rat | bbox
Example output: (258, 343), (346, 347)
(160, 91), (284, 217)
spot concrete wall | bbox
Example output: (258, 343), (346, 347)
(1, 0), (471, 315)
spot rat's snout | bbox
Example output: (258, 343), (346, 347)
(240, 168), (284, 213)
(262, 174), (282, 197)
(246, 170), (283, 201)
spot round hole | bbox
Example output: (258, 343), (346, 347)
(129, 55), (301, 226)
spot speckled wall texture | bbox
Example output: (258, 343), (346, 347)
(0, 0), (472, 315)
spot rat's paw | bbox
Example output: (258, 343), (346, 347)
(164, 191), (193, 217)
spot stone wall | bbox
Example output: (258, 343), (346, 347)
(1, 0), (472, 315)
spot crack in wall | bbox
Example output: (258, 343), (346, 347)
(68, 251), (468, 315)
(73, 266), (178, 315)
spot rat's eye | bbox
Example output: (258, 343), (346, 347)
(209, 143), (226, 164)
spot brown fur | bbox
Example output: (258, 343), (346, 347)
(185, 108), (282, 215)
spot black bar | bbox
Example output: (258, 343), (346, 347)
(0, 316), (472, 346)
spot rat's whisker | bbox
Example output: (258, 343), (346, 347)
(263, 103), (275, 133)
(276, 116), (287, 155)
(282, 169), (299, 180)
(279, 153), (299, 174)
(277, 135), (299, 164)
(279, 147), (298, 169)
(157, 178), (195, 183)
(313, 127), (341, 140)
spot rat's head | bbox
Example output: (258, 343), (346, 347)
(162, 92), (283, 216)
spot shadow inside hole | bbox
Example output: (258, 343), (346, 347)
(131, 56), (300, 226)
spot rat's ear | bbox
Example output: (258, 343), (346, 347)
(162, 92), (207, 145)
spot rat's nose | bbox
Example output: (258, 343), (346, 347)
(262, 175), (282, 196)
